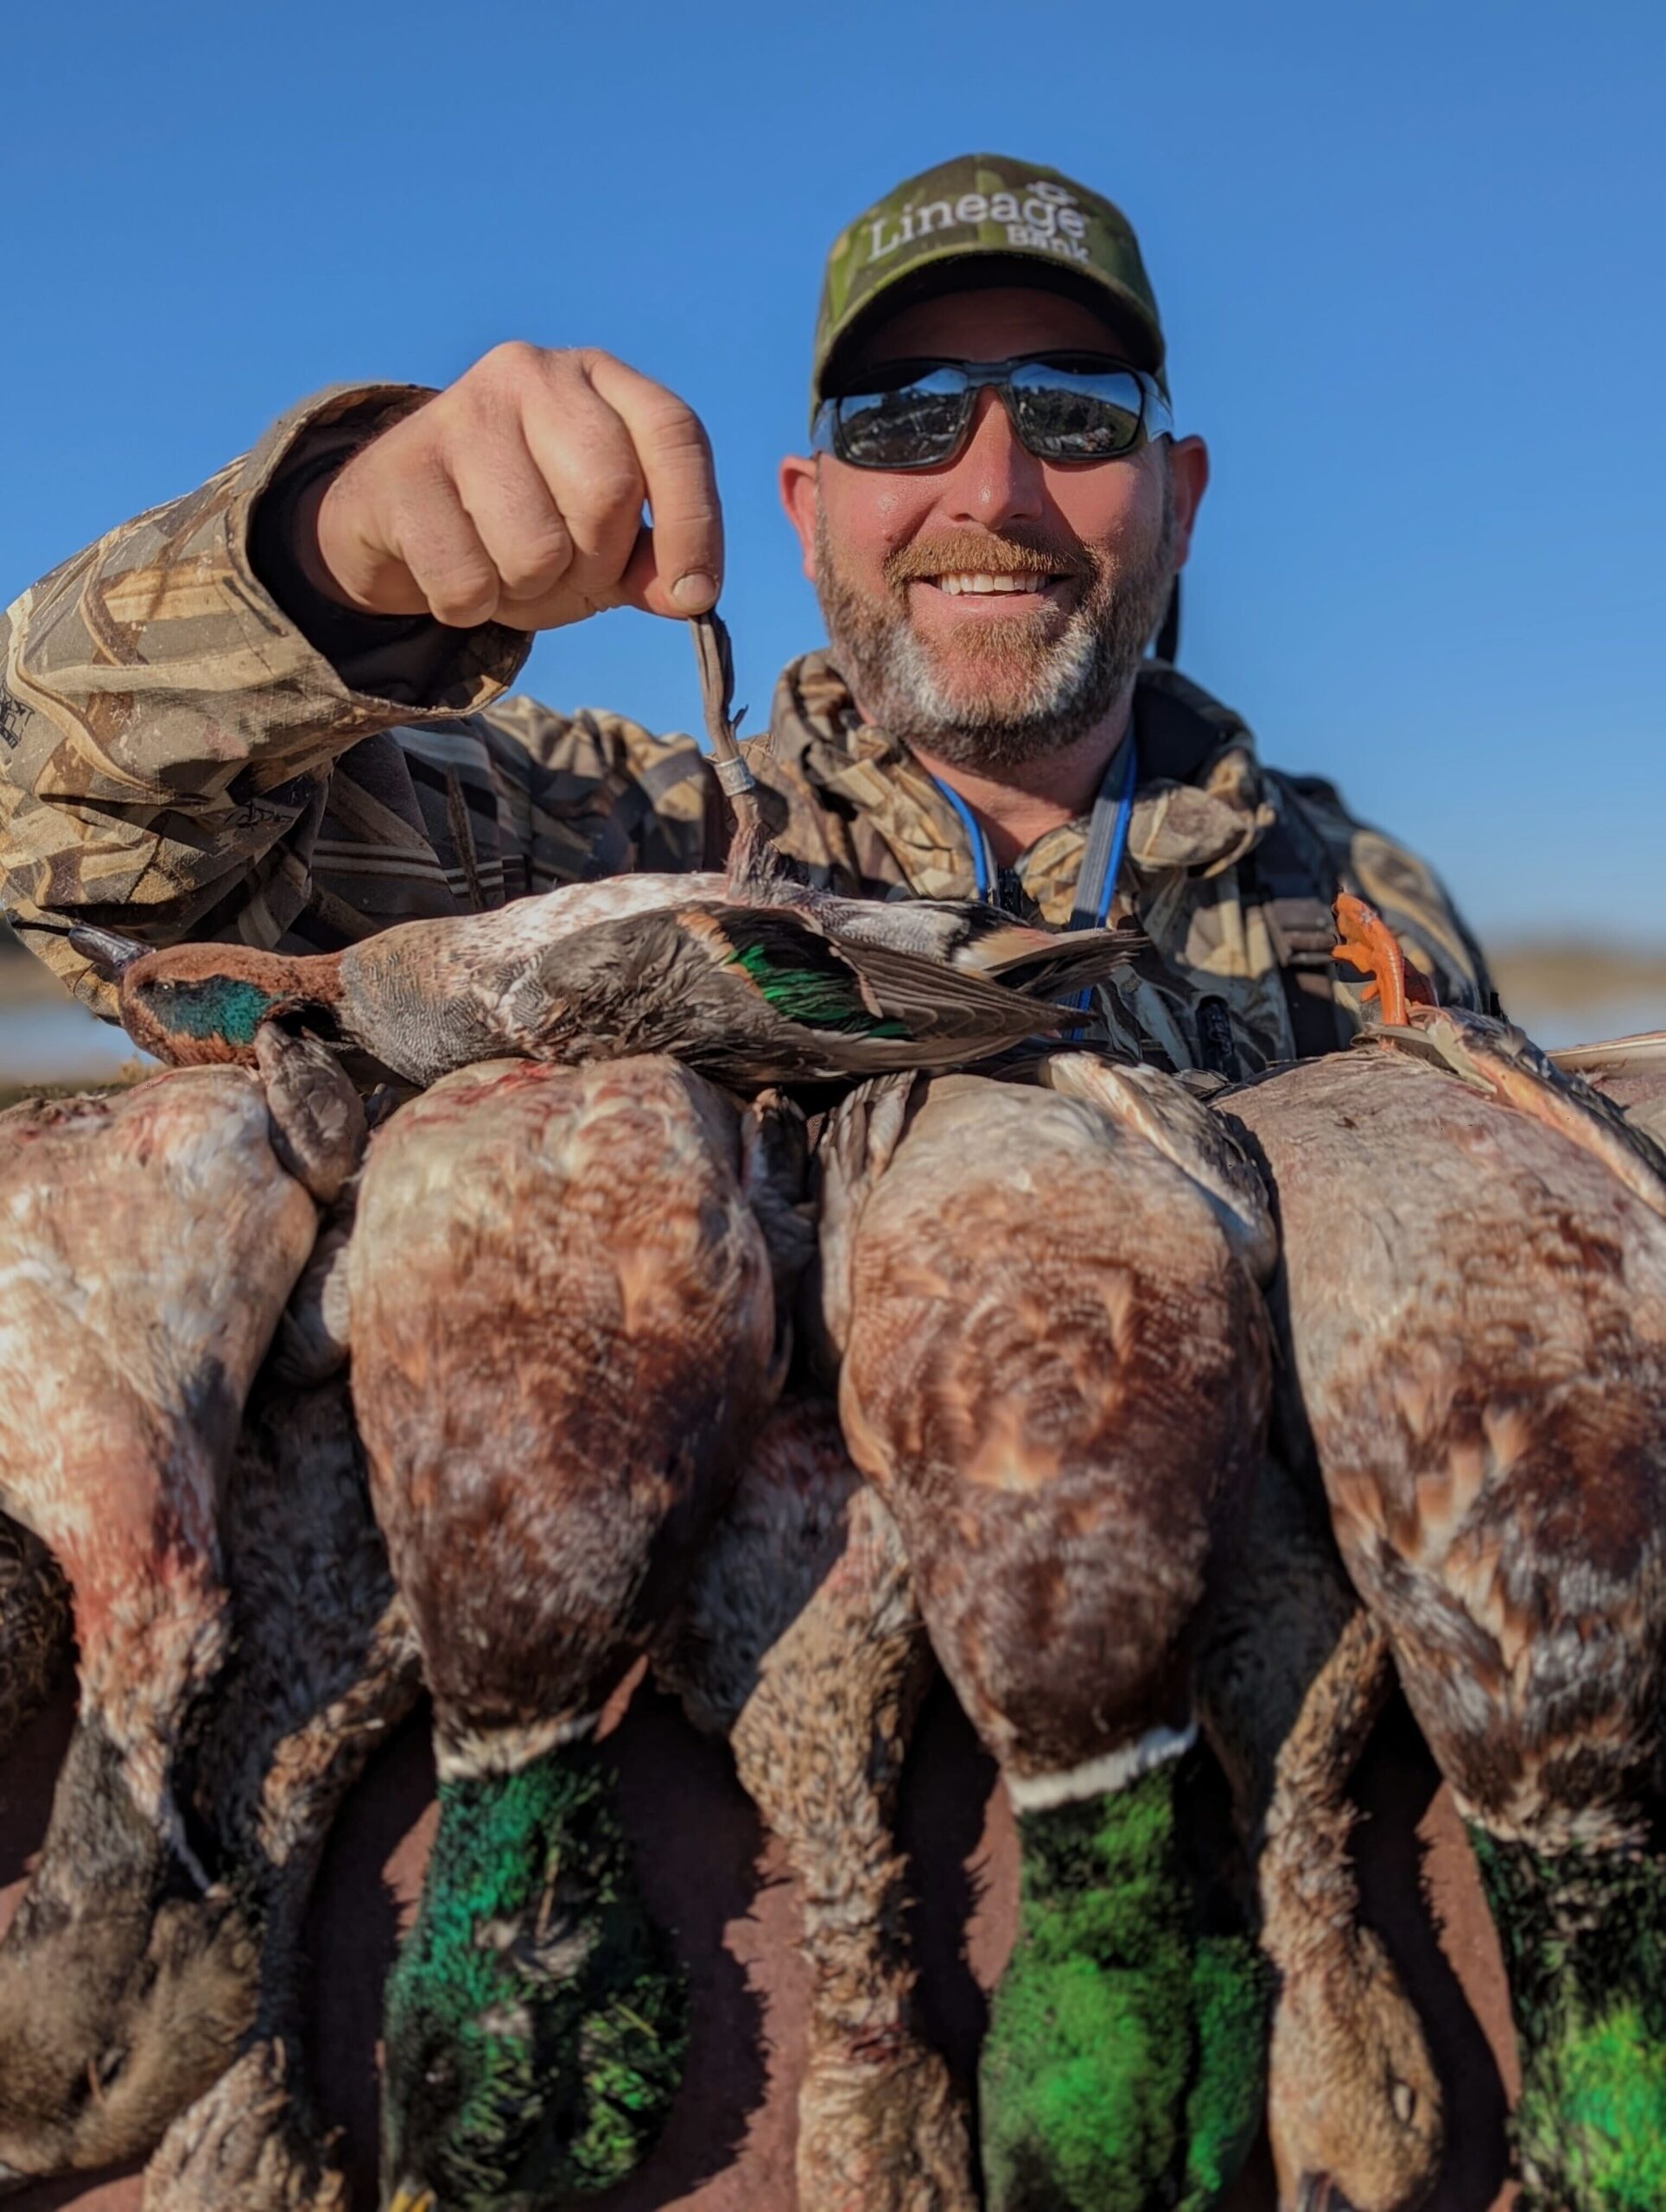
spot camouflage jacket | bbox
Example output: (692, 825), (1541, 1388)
(0, 385), (1492, 1080)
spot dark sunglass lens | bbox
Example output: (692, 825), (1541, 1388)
(835, 371), (970, 467)
(1010, 365), (1146, 459)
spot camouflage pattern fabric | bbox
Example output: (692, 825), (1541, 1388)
(0, 385), (1491, 1081)
(811, 152), (1167, 419)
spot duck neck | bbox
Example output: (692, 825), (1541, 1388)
(1472, 1826), (1666, 2207)
(982, 1754), (1269, 2212)
(9, 1715), (188, 1924)
(128, 953), (338, 1062)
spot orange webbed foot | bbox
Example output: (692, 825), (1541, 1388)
(1332, 893), (1437, 1027)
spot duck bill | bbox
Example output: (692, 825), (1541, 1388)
(67, 923), (148, 978)
(384, 2187), (435, 2212)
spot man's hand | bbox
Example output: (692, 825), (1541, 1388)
(308, 344), (722, 631)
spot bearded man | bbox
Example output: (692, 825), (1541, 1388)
(0, 156), (1491, 2209)
(0, 152), (1487, 1053)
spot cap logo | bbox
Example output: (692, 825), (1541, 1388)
(866, 177), (1091, 269)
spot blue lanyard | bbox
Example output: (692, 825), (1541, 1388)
(928, 730), (1137, 918)
(930, 733), (1137, 1024)
(1068, 733), (1139, 933)
(928, 773), (995, 899)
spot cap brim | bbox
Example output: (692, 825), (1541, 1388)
(816, 249), (1165, 410)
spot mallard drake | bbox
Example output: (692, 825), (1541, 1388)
(0, 1036), (364, 2188)
(658, 1392), (978, 2212)
(818, 1052), (1275, 2212)
(141, 1370), (422, 2212)
(1198, 1452), (1443, 2212)
(1223, 928), (1666, 2210)
(347, 1053), (779, 2212)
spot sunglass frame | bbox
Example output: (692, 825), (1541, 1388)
(811, 353), (1173, 471)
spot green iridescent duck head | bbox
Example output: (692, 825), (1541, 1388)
(981, 1751), (1270, 2212)
(69, 925), (338, 1066)
(1474, 1830), (1666, 2211)
(381, 1746), (687, 2212)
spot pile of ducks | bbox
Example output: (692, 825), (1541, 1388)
(1, 622), (1663, 2212)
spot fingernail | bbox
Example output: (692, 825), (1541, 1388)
(671, 571), (718, 613)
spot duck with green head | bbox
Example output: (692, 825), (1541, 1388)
(1224, 914), (1666, 2212)
(819, 1052), (1278, 2210)
(67, 883), (1138, 1092)
(347, 1052), (780, 2210)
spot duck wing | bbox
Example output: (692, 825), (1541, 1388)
(504, 905), (1065, 1084)
(799, 895), (1148, 990)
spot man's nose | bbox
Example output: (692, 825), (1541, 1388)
(936, 390), (1046, 529)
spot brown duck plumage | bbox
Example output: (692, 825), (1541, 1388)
(0, 1039), (364, 2187)
(347, 1053), (782, 2209)
(141, 1372), (422, 2212)
(0, 1511), (69, 1762)
(819, 1053), (1275, 2209)
(1197, 1452), (1443, 2212)
(823, 1055), (1273, 1792)
(1224, 1020), (1666, 1853)
(659, 1393), (977, 2212)
(1224, 1005), (1666, 2201)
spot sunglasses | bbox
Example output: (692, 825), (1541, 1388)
(811, 353), (1173, 471)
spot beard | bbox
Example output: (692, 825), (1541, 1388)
(811, 480), (1175, 773)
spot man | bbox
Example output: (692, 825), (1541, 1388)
(0, 152), (1487, 1058)
(0, 156), (1489, 2210)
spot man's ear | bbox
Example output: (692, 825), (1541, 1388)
(1166, 435), (1210, 571)
(779, 454), (820, 581)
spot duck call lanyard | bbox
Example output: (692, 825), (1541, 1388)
(928, 730), (1137, 1014)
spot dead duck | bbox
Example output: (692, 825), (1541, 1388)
(0, 1115), (111, 1765)
(1223, 907), (1666, 2211)
(658, 1391), (978, 2212)
(347, 1053), (779, 2211)
(60, 609), (1141, 1090)
(0, 1034), (364, 2189)
(67, 888), (1135, 1091)
(818, 1052), (1276, 2212)
(141, 1369), (423, 2212)
(1197, 1452), (1443, 2212)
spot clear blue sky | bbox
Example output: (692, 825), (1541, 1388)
(5, 0), (1662, 947)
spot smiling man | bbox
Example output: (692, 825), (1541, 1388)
(0, 154), (1491, 2211)
(0, 151), (1488, 1067)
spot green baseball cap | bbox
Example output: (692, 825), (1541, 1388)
(811, 153), (1166, 430)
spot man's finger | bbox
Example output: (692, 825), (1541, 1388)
(586, 354), (722, 615)
(518, 395), (646, 609)
(386, 465), (503, 629)
(452, 419), (575, 604)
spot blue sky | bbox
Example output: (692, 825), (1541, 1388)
(4, 0), (1662, 947)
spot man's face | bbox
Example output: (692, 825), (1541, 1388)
(780, 286), (1206, 770)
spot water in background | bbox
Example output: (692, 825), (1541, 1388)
(0, 979), (1656, 1089)
(0, 1000), (153, 1084)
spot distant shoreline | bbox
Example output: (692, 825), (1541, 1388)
(10, 932), (1664, 1013)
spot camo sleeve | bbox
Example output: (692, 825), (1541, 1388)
(1275, 771), (1497, 1013)
(0, 385), (531, 992)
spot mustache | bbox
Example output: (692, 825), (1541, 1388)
(882, 530), (1095, 588)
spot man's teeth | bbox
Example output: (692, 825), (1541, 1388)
(932, 571), (1053, 595)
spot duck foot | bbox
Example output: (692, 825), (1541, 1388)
(142, 2037), (347, 2212)
(980, 1756), (1269, 2212)
(253, 1026), (366, 1205)
(798, 2034), (977, 2212)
